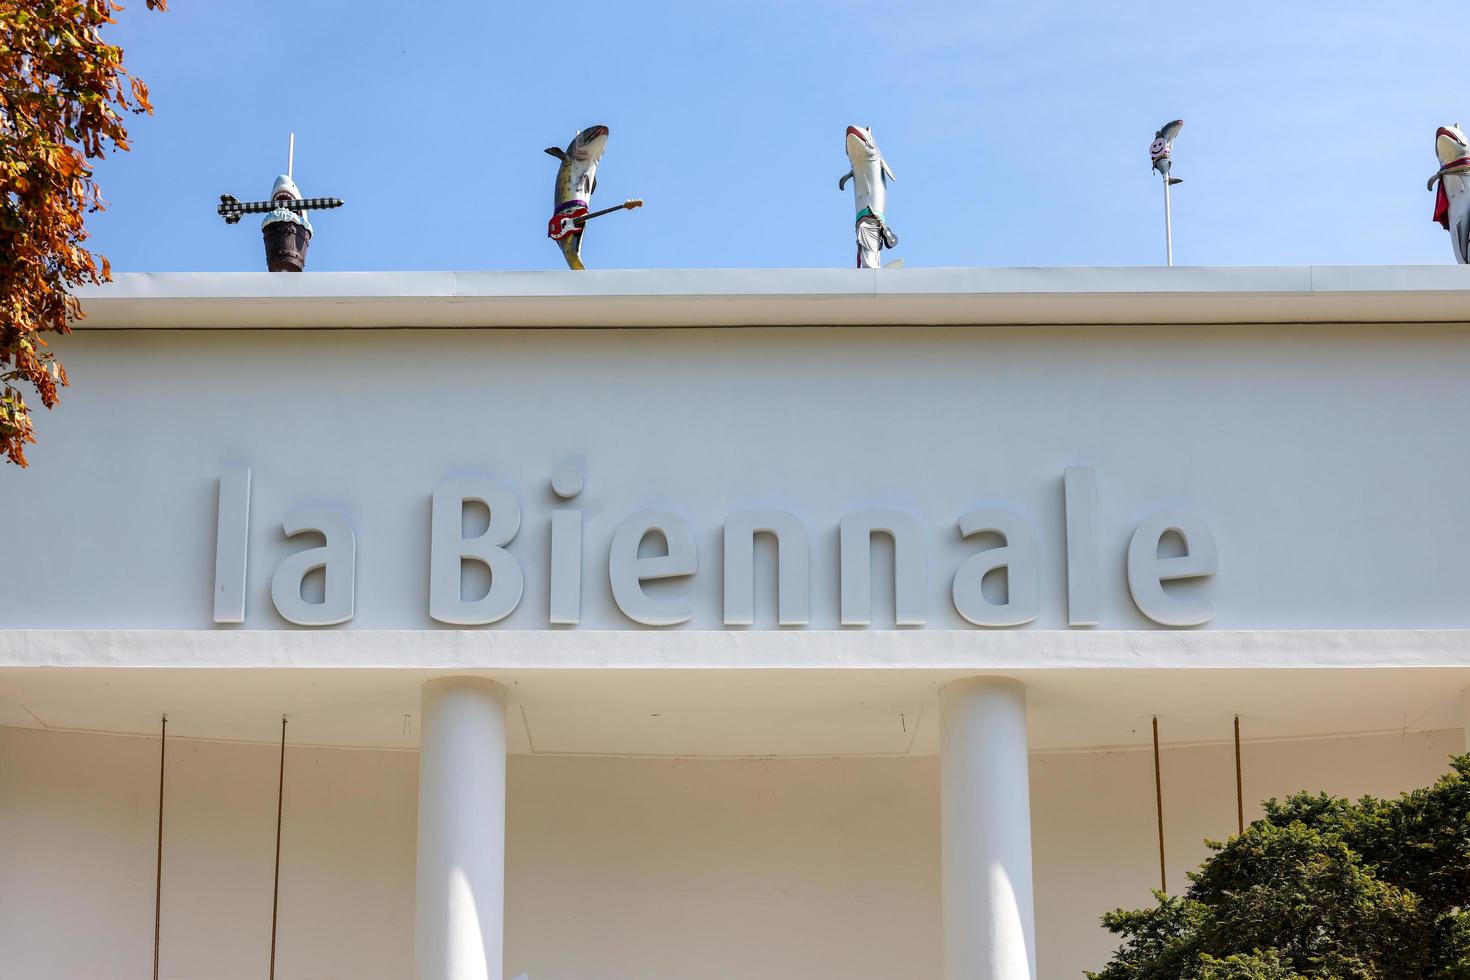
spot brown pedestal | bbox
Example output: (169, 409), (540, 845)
(263, 222), (312, 272)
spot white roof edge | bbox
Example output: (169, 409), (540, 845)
(69, 266), (1470, 329)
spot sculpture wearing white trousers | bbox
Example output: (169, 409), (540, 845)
(1430, 124), (1470, 264)
(839, 126), (898, 269)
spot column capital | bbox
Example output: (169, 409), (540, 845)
(422, 675), (508, 701)
(940, 675), (1026, 700)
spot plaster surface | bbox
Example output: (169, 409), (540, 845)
(1, 662), (1464, 757)
(2, 724), (1458, 980)
(6, 321), (1470, 634)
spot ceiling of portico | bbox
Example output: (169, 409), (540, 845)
(1, 663), (1465, 757)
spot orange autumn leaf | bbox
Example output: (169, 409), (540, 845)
(0, 0), (165, 466)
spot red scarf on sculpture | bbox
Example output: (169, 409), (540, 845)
(1430, 158), (1470, 229)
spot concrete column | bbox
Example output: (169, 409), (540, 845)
(940, 677), (1037, 980)
(415, 678), (507, 980)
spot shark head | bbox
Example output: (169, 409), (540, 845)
(546, 125), (610, 207)
(845, 126), (881, 168)
(841, 125), (896, 214)
(843, 125), (895, 193)
(567, 125), (609, 166)
(271, 174), (302, 203)
(1437, 124), (1469, 167)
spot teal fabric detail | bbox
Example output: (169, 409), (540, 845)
(262, 207), (313, 234)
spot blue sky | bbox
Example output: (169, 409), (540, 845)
(89, 0), (1468, 271)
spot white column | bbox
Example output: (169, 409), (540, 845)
(415, 678), (508, 980)
(940, 677), (1037, 980)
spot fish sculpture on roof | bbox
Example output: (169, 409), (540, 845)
(1429, 124), (1470, 264)
(1150, 119), (1184, 184)
(544, 125), (642, 270)
(839, 125), (899, 269)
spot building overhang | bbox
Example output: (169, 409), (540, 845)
(71, 265), (1470, 330)
(3, 630), (1467, 754)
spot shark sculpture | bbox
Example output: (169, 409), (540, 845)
(544, 125), (641, 270)
(839, 126), (898, 269)
(1429, 124), (1470, 264)
(1149, 119), (1184, 265)
(1150, 119), (1184, 184)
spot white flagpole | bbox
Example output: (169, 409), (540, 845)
(1163, 174), (1174, 266)
(287, 133), (295, 180)
(1150, 119), (1183, 267)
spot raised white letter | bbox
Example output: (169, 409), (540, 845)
(1064, 466), (1100, 626)
(213, 465), (251, 624)
(270, 507), (355, 626)
(840, 509), (926, 626)
(548, 464), (584, 626)
(610, 510), (697, 626)
(951, 508), (1039, 627)
(430, 478), (524, 625)
(1127, 510), (1218, 626)
(723, 509), (810, 626)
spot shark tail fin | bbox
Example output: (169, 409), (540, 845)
(558, 234), (585, 271)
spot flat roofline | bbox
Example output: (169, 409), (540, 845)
(70, 266), (1470, 329)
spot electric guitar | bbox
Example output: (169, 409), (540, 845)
(548, 198), (643, 241)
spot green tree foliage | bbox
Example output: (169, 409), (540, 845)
(1089, 755), (1470, 979)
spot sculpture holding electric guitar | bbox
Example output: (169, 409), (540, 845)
(544, 125), (643, 270)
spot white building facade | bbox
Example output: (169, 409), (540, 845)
(3, 267), (1469, 979)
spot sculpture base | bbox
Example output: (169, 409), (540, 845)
(263, 222), (311, 272)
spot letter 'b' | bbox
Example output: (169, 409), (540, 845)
(429, 478), (524, 625)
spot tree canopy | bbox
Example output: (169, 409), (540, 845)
(1089, 755), (1470, 979)
(0, 0), (164, 466)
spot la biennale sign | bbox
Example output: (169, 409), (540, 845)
(213, 465), (1218, 631)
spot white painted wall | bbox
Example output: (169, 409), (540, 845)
(2, 725), (1459, 980)
(5, 322), (1470, 636)
(5, 279), (1468, 975)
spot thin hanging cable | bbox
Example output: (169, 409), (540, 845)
(1234, 715), (1244, 835)
(1153, 716), (1166, 893)
(269, 715), (286, 980)
(153, 714), (167, 980)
